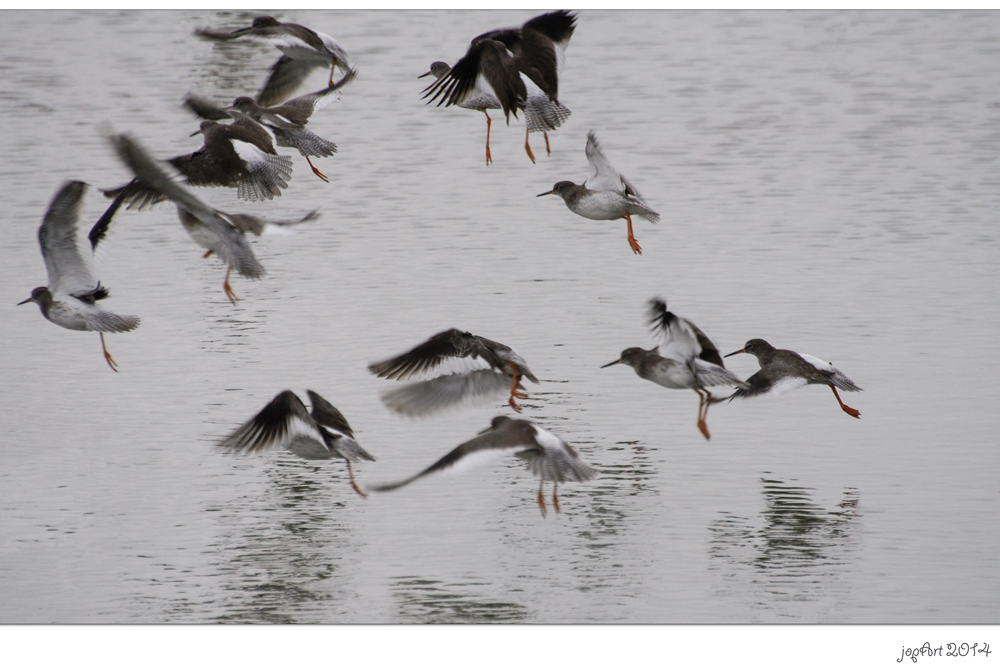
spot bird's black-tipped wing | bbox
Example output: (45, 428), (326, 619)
(368, 419), (539, 492)
(368, 329), (499, 381)
(218, 390), (317, 455)
(647, 297), (726, 368)
(305, 390), (354, 439)
(182, 94), (231, 121)
(422, 39), (524, 121)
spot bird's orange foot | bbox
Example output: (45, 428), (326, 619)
(104, 351), (119, 372)
(512, 390), (528, 399)
(311, 164), (330, 183)
(224, 283), (239, 305)
(508, 396), (523, 413)
(697, 419), (711, 440)
(351, 480), (368, 498)
(537, 489), (547, 518)
(628, 236), (643, 255)
(202, 249), (214, 258)
(842, 405), (861, 419)
(552, 493), (561, 514)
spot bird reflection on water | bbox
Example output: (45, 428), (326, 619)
(708, 476), (860, 615)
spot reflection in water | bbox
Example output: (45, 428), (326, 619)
(202, 456), (359, 623)
(708, 476), (860, 618)
(391, 576), (529, 623)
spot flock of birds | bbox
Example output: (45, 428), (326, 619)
(18, 11), (863, 517)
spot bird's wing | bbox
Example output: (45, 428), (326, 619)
(182, 94), (231, 121)
(513, 12), (575, 101)
(423, 39), (524, 121)
(217, 390), (321, 455)
(194, 26), (244, 41)
(258, 55), (320, 107)
(109, 132), (265, 279)
(521, 424), (597, 483)
(648, 303), (702, 363)
(282, 67), (358, 119)
(38, 181), (100, 298)
(224, 209), (319, 236)
(368, 329), (490, 381)
(691, 358), (749, 389)
(379, 370), (512, 418)
(732, 369), (807, 399)
(799, 353), (862, 391)
(584, 130), (645, 201)
(225, 131), (294, 202)
(305, 390), (355, 438)
(368, 423), (538, 492)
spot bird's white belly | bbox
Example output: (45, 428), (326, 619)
(645, 360), (695, 390)
(45, 301), (93, 331)
(570, 192), (628, 221)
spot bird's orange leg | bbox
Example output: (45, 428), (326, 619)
(346, 460), (367, 498)
(694, 389), (710, 440)
(223, 266), (238, 305)
(202, 249), (214, 258)
(305, 155), (330, 183)
(552, 481), (561, 514)
(481, 109), (493, 165)
(328, 59), (338, 87)
(830, 385), (861, 419)
(544, 131), (551, 155)
(99, 332), (119, 372)
(537, 480), (547, 518)
(506, 362), (527, 412)
(524, 126), (536, 164)
(623, 211), (642, 255)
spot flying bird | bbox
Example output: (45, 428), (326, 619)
(103, 112), (293, 208)
(725, 339), (863, 418)
(369, 415), (596, 517)
(368, 328), (539, 415)
(538, 131), (659, 255)
(421, 10), (576, 164)
(602, 298), (748, 440)
(18, 181), (139, 371)
(107, 132), (267, 304)
(197, 15), (352, 107)
(217, 390), (375, 497)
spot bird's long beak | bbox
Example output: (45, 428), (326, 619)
(418, 70), (433, 79)
(231, 27), (252, 35)
(536, 190), (554, 197)
(17, 296), (33, 305)
(189, 129), (203, 137)
(600, 358), (622, 368)
(724, 349), (745, 358)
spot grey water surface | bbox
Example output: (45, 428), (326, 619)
(2, 10), (999, 623)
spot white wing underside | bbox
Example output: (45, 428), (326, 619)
(585, 132), (644, 201)
(656, 317), (702, 363)
(380, 370), (511, 417)
(765, 376), (810, 398)
(39, 183), (100, 298)
(691, 358), (748, 389)
(285, 433), (334, 460)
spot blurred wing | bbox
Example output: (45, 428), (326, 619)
(217, 390), (321, 455)
(799, 353), (862, 391)
(368, 427), (536, 492)
(584, 130), (643, 200)
(39, 181), (100, 297)
(258, 55), (319, 107)
(305, 389), (354, 438)
(379, 370), (511, 418)
(691, 358), (748, 389)
(287, 68), (358, 116)
(109, 132), (265, 279)
(369, 329), (479, 381)
(523, 425), (597, 482)
(182, 94), (231, 121)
